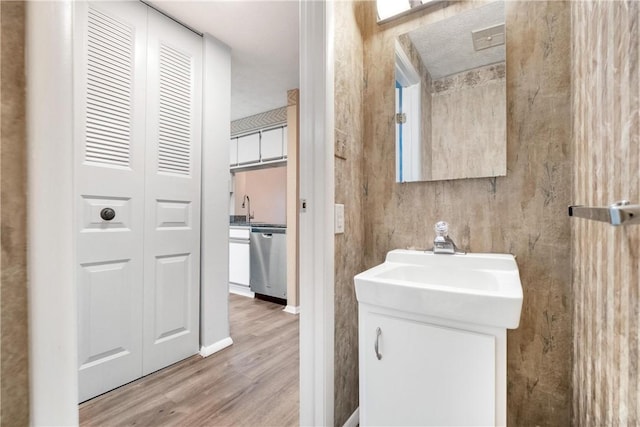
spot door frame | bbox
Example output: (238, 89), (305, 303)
(299, 1), (335, 425)
(26, 0), (334, 425)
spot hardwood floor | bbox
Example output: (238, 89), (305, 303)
(79, 294), (299, 426)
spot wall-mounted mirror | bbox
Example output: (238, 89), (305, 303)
(395, 1), (506, 183)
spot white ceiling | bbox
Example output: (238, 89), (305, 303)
(149, 0), (299, 121)
(408, 1), (505, 79)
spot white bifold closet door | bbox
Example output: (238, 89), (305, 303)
(142, 5), (202, 376)
(75, 1), (202, 402)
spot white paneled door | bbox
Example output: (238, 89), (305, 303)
(143, 8), (202, 375)
(75, 2), (202, 402)
(75, 1), (148, 403)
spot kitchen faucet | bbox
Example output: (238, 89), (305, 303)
(242, 195), (254, 223)
(432, 221), (464, 254)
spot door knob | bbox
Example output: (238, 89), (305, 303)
(100, 207), (116, 221)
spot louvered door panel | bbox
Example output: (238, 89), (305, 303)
(74, 1), (148, 403)
(158, 44), (192, 175)
(143, 7), (202, 375)
(85, 7), (134, 168)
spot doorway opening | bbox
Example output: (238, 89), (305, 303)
(26, 1), (333, 425)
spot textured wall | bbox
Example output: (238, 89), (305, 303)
(572, 1), (640, 425)
(0, 1), (30, 424)
(431, 63), (506, 180)
(333, 2), (365, 425)
(361, 1), (572, 425)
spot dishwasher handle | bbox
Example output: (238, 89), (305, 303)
(261, 233), (273, 238)
(229, 237), (250, 244)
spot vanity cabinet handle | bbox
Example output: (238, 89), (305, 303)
(374, 327), (382, 360)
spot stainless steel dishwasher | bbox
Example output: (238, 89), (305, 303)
(249, 225), (287, 300)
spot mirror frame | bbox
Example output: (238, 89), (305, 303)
(393, 1), (507, 183)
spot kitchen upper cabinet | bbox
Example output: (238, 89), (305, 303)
(230, 137), (238, 166)
(231, 125), (288, 169)
(261, 127), (284, 161)
(237, 133), (260, 164)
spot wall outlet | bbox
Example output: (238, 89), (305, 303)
(334, 204), (345, 234)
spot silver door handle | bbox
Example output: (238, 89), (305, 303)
(374, 327), (382, 360)
(261, 233), (273, 238)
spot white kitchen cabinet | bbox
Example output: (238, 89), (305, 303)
(359, 304), (505, 426)
(230, 137), (238, 166)
(229, 227), (251, 296)
(283, 126), (288, 157)
(237, 133), (260, 164)
(231, 125), (288, 169)
(260, 127), (284, 160)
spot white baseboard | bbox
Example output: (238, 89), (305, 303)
(229, 283), (254, 298)
(343, 407), (359, 427)
(283, 305), (300, 315)
(199, 337), (233, 358)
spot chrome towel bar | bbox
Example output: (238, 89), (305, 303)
(568, 200), (640, 226)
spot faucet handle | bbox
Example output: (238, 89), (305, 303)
(434, 221), (449, 237)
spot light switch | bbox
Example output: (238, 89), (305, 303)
(335, 204), (345, 234)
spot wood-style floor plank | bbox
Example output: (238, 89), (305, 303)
(79, 294), (299, 426)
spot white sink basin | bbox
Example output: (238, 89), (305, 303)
(354, 249), (523, 329)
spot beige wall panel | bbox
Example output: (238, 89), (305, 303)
(1, 1), (29, 424)
(431, 79), (506, 180)
(572, 1), (640, 425)
(359, 1), (572, 425)
(333, 1), (366, 425)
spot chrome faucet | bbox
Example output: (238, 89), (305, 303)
(432, 221), (464, 255)
(241, 195), (254, 223)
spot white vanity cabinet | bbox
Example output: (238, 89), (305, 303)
(359, 304), (506, 427)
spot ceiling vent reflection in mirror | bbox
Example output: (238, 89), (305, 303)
(377, 0), (440, 23)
